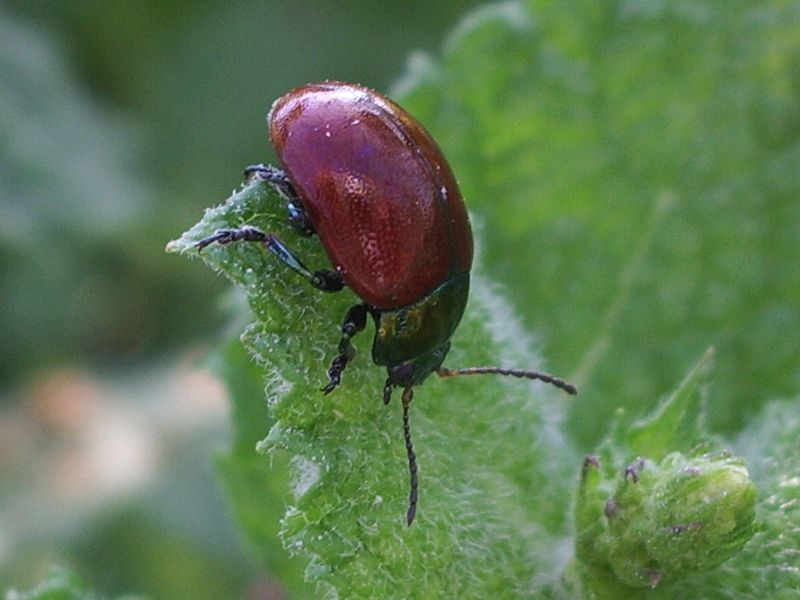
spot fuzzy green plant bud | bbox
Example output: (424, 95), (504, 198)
(576, 450), (757, 589)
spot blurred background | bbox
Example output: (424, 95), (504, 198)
(0, 1), (481, 597)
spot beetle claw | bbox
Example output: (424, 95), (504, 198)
(195, 225), (270, 252)
(195, 229), (233, 251)
(321, 378), (339, 395)
(382, 379), (393, 405)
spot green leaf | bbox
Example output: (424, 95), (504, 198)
(170, 176), (580, 597)
(624, 347), (712, 459)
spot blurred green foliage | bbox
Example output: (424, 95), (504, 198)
(0, 8), (223, 381)
(4, 567), (96, 600)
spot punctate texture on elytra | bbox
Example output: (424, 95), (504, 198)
(269, 82), (473, 310)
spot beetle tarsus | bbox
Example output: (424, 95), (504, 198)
(195, 225), (268, 251)
(322, 304), (368, 394)
(321, 355), (346, 394)
(243, 163), (295, 195)
(195, 226), (347, 295)
(382, 379), (393, 405)
(242, 164), (314, 233)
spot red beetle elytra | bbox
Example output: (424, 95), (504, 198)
(197, 82), (576, 525)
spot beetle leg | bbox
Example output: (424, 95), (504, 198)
(322, 303), (368, 394)
(243, 163), (295, 197)
(243, 164), (314, 235)
(195, 225), (344, 292)
(382, 378), (393, 405)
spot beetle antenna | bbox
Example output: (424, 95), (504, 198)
(437, 366), (578, 395)
(401, 386), (418, 526)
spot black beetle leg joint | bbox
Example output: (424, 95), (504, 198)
(311, 270), (345, 292)
(337, 339), (357, 361)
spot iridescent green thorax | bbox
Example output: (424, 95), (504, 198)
(370, 272), (470, 373)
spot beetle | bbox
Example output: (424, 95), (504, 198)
(196, 81), (577, 525)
